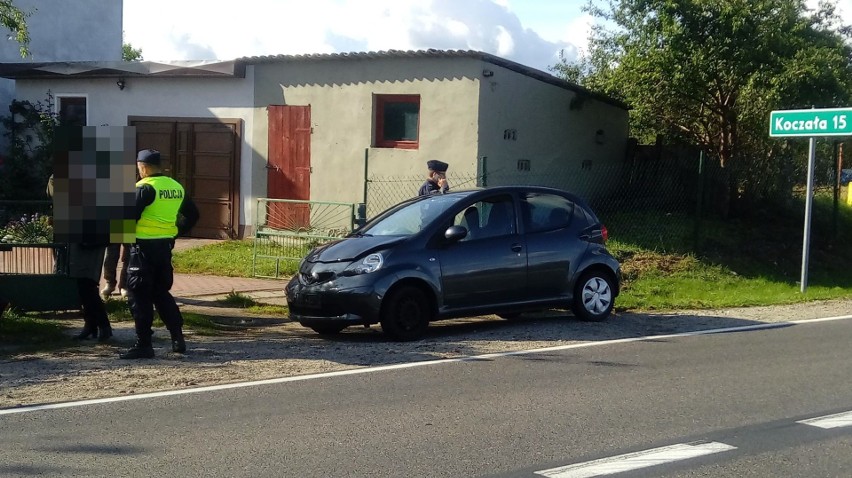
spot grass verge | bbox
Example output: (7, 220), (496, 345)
(0, 301), (250, 355)
(217, 290), (289, 316)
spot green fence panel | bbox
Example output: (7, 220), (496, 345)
(253, 199), (356, 279)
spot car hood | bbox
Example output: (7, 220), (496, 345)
(306, 235), (405, 263)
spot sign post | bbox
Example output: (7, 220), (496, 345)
(769, 107), (852, 293)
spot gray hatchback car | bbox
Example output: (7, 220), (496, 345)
(286, 186), (621, 341)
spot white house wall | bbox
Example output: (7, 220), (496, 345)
(476, 62), (629, 200)
(251, 56), (481, 208)
(13, 73), (257, 229)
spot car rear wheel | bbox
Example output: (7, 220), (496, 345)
(380, 286), (431, 341)
(309, 324), (348, 336)
(571, 271), (614, 321)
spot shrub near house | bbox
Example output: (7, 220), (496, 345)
(0, 213), (52, 243)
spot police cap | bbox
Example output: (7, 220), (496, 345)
(136, 149), (161, 165)
(427, 160), (448, 173)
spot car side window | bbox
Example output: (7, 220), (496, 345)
(452, 205), (480, 241)
(521, 193), (575, 233)
(452, 195), (515, 241)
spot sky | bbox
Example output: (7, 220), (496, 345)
(123, 0), (852, 74)
(122, 0), (593, 73)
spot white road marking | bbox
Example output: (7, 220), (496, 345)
(1, 314), (851, 416)
(797, 410), (852, 429)
(535, 441), (737, 478)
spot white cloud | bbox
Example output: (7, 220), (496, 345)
(561, 13), (595, 57)
(494, 25), (515, 57)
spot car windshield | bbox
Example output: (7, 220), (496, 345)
(360, 194), (465, 236)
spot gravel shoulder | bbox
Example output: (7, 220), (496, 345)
(1, 298), (850, 409)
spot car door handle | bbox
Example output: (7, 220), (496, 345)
(511, 243), (523, 252)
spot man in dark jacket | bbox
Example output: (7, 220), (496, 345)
(120, 149), (200, 359)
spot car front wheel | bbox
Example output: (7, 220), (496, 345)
(380, 286), (432, 341)
(571, 271), (614, 321)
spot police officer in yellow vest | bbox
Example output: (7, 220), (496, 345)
(121, 149), (200, 360)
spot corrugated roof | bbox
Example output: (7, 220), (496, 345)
(239, 49), (627, 110)
(0, 49), (627, 110)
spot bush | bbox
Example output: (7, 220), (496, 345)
(0, 93), (58, 201)
(0, 213), (52, 243)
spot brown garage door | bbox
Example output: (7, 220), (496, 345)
(131, 118), (241, 239)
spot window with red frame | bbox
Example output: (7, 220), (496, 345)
(375, 94), (420, 149)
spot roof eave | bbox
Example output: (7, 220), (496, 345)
(0, 60), (246, 80)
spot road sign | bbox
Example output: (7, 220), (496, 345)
(769, 106), (852, 293)
(769, 108), (852, 137)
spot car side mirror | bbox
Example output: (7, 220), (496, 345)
(444, 225), (468, 242)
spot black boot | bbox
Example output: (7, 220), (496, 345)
(171, 331), (186, 354)
(73, 324), (98, 341)
(120, 339), (154, 359)
(97, 323), (113, 343)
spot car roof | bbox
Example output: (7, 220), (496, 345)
(435, 185), (594, 209)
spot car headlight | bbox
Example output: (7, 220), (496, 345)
(343, 252), (384, 276)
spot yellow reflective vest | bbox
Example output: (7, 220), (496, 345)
(136, 175), (184, 239)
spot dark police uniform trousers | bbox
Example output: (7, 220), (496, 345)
(126, 238), (183, 342)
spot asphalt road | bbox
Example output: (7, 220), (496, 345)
(2, 317), (851, 477)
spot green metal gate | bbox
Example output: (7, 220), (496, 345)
(252, 199), (356, 279)
(0, 200), (81, 318)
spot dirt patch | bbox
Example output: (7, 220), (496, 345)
(619, 251), (699, 280)
(1, 298), (850, 409)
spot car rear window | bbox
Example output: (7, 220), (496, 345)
(521, 193), (576, 233)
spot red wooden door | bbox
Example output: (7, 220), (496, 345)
(267, 105), (311, 229)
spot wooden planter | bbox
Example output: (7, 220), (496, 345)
(0, 244), (55, 274)
(0, 243), (79, 314)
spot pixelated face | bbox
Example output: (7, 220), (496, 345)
(51, 126), (138, 244)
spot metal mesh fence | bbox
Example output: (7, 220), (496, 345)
(366, 153), (733, 253)
(253, 199), (356, 278)
(364, 148), (852, 256)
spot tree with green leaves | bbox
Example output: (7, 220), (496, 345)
(122, 42), (143, 62)
(553, 0), (852, 207)
(1, 0), (30, 57)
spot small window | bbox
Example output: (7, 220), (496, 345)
(375, 94), (419, 149)
(57, 96), (87, 126)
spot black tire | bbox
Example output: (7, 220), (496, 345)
(380, 286), (432, 341)
(309, 324), (347, 336)
(571, 271), (615, 321)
